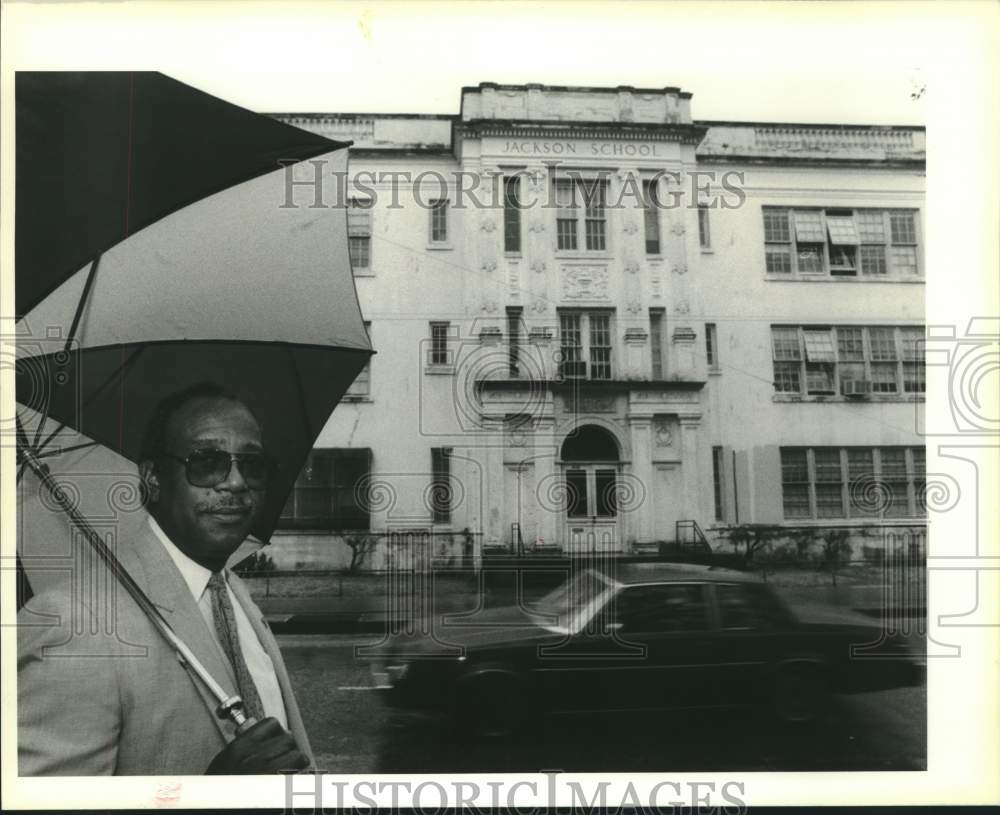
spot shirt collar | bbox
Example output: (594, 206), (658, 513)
(147, 515), (219, 603)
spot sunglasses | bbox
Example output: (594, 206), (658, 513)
(163, 448), (277, 490)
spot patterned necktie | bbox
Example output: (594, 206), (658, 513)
(207, 571), (265, 721)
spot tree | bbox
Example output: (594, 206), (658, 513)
(726, 524), (788, 568)
(232, 550), (276, 576)
(342, 532), (376, 572)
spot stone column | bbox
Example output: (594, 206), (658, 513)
(626, 417), (655, 548)
(532, 415), (561, 549)
(481, 416), (505, 547)
(671, 325), (698, 380)
(679, 416), (704, 526)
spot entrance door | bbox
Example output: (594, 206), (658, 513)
(564, 466), (619, 554)
(561, 426), (622, 555)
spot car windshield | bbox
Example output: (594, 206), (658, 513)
(527, 569), (613, 631)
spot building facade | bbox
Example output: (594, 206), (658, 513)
(269, 83), (926, 569)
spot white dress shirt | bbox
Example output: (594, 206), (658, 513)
(148, 517), (288, 728)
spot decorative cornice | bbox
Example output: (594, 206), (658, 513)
(476, 378), (706, 392)
(460, 120), (707, 145)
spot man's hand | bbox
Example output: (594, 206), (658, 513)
(205, 717), (309, 775)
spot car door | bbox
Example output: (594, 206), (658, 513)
(706, 582), (792, 705)
(602, 582), (717, 711)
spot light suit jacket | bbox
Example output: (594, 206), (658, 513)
(17, 517), (312, 776)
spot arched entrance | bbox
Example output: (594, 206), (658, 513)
(561, 425), (622, 555)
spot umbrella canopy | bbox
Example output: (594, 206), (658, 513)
(15, 71), (340, 317)
(14, 73), (370, 729)
(16, 73), (371, 547)
(17, 146), (371, 543)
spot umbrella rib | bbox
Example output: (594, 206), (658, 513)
(285, 345), (313, 438)
(32, 343), (144, 459)
(33, 442), (100, 460)
(65, 254), (102, 353)
(31, 254), (104, 450)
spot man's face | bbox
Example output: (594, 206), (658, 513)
(143, 397), (265, 571)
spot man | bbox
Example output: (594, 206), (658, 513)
(18, 383), (311, 775)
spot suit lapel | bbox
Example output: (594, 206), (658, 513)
(124, 519), (239, 737)
(228, 574), (314, 762)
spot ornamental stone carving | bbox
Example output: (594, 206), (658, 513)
(529, 221), (547, 233)
(674, 301), (690, 315)
(481, 261), (497, 274)
(480, 300), (499, 314)
(508, 265), (520, 296)
(651, 272), (662, 297)
(625, 261), (640, 274)
(531, 260), (547, 274)
(624, 327), (648, 345)
(626, 300), (642, 315)
(480, 219), (497, 232)
(530, 299), (549, 315)
(570, 396), (616, 414)
(623, 221), (639, 235)
(562, 265), (609, 300)
(670, 220), (686, 236)
(479, 327), (502, 345)
(654, 420), (673, 447)
(671, 263), (688, 275)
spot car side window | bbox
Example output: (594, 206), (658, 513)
(716, 583), (786, 630)
(614, 584), (709, 633)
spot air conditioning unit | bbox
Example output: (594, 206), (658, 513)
(842, 379), (870, 398)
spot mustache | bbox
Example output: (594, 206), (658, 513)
(197, 501), (254, 513)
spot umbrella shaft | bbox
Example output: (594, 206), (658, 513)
(18, 443), (237, 715)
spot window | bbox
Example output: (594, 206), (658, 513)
(348, 197), (372, 273)
(430, 447), (452, 523)
(429, 199), (448, 243)
(429, 321), (451, 366)
(698, 204), (712, 250)
(642, 179), (661, 254)
(559, 311), (614, 380)
(771, 326), (802, 393)
(780, 448), (811, 518)
(705, 323), (719, 371)
(613, 584), (710, 633)
(813, 448), (844, 517)
(770, 325), (925, 398)
(762, 207), (920, 278)
(763, 208), (792, 274)
(554, 176), (608, 252)
(504, 176), (522, 253)
(712, 446), (725, 522)
(280, 448), (371, 529)
(900, 327), (926, 394)
(507, 307), (523, 377)
(345, 321), (372, 398)
(649, 309), (664, 379)
(716, 584), (787, 630)
(780, 446), (926, 520)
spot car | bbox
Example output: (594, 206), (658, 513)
(369, 562), (925, 735)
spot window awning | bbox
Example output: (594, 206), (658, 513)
(826, 215), (859, 245)
(803, 330), (836, 362)
(793, 211), (825, 243)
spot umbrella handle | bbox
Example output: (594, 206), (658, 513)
(216, 696), (258, 734)
(17, 431), (253, 733)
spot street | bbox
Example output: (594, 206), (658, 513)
(279, 634), (926, 774)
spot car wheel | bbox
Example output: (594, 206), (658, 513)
(772, 662), (830, 725)
(455, 671), (527, 739)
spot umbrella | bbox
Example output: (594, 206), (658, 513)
(14, 72), (372, 729)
